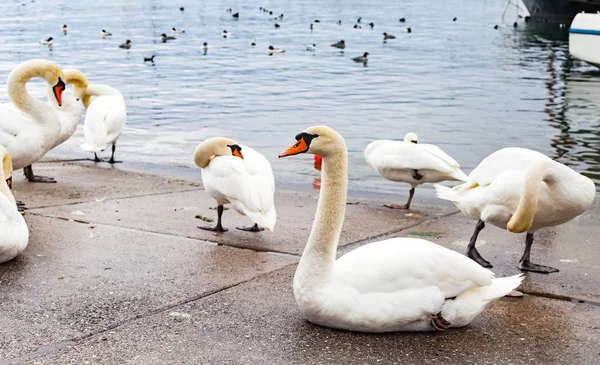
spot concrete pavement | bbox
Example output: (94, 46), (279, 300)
(1, 160), (599, 364)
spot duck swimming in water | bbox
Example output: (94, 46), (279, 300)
(119, 40), (131, 49)
(331, 40), (345, 49)
(101, 29), (112, 37)
(352, 52), (369, 63)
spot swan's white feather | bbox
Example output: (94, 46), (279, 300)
(365, 140), (468, 185)
(202, 145), (276, 230)
(0, 185), (29, 264)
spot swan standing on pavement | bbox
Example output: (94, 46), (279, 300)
(365, 132), (467, 209)
(80, 84), (126, 163)
(0, 59), (65, 183)
(278, 126), (523, 332)
(193, 137), (276, 233)
(435, 147), (596, 273)
(0, 145), (29, 263)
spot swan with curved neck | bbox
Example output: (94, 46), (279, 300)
(48, 69), (88, 149)
(80, 83), (126, 163)
(364, 132), (468, 209)
(435, 147), (595, 273)
(193, 137), (276, 232)
(279, 126), (522, 332)
(0, 59), (65, 183)
(0, 145), (29, 263)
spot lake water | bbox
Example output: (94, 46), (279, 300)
(1, 0), (599, 196)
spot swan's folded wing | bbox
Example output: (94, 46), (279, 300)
(468, 147), (549, 186)
(205, 156), (272, 214)
(239, 145), (276, 210)
(370, 142), (458, 173)
(420, 143), (461, 168)
(103, 95), (126, 142)
(334, 238), (493, 299)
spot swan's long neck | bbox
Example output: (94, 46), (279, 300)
(507, 159), (561, 233)
(193, 142), (216, 168)
(297, 145), (348, 283)
(82, 84), (119, 108)
(7, 66), (51, 120)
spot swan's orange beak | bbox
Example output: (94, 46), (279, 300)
(232, 148), (244, 159)
(5, 176), (11, 190)
(279, 138), (308, 158)
(53, 77), (66, 107)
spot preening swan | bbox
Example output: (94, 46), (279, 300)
(435, 147), (596, 273)
(80, 84), (127, 163)
(0, 59), (65, 183)
(193, 137), (276, 233)
(49, 69), (87, 149)
(365, 132), (468, 209)
(279, 126), (523, 332)
(0, 145), (29, 263)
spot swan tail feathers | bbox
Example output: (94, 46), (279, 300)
(243, 207), (276, 232)
(80, 142), (109, 153)
(442, 274), (524, 328)
(434, 184), (458, 202)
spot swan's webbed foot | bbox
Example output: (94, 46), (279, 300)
(108, 158), (123, 164)
(467, 246), (493, 268)
(236, 223), (264, 232)
(412, 169), (424, 180)
(430, 312), (451, 331)
(519, 260), (559, 274)
(517, 233), (559, 273)
(384, 203), (409, 209)
(16, 200), (27, 212)
(28, 175), (56, 183)
(198, 224), (228, 233)
(383, 187), (415, 210)
(24, 165), (56, 183)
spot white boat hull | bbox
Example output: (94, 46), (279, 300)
(569, 13), (600, 68)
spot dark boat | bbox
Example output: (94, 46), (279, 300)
(521, 0), (600, 23)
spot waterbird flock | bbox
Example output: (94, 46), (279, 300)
(1, 6), (596, 334)
(39, 6), (467, 64)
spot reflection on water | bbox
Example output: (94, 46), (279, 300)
(0, 0), (598, 196)
(515, 23), (600, 185)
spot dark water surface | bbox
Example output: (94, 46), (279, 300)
(1, 0), (598, 195)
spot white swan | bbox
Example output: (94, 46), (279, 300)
(278, 126), (523, 332)
(435, 147), (596, 273)
(365, 132), (468, 209)
(0, 59), (65, 183)
(49, 69), (87, 149)
(193, 137), (276, 232)
(80, 84), (126, 163)
(0, 145), (29, 263)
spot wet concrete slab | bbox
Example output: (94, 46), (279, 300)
(399, 206), (600, 302)
(4, 162), (599, 364)
(18, 265), (600, 365)
(29, 188), (456, 255)
(0, 215), (297, 362)
(12, 162), (198, 209)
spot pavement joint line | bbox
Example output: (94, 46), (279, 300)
(24, 212), (301, 259)
(21, 187), (203, 210)
(3, 263), (298, 365)
(522, 289), (600, 307)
